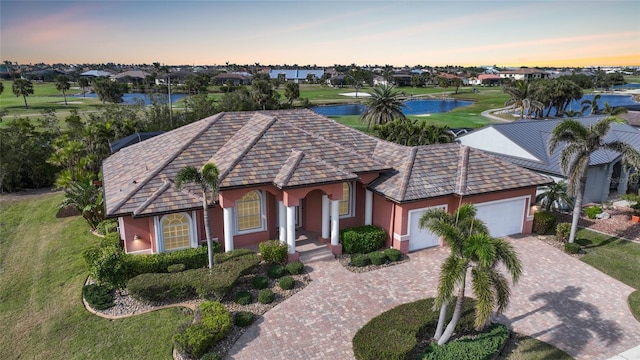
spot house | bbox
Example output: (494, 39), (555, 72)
(458, 117), (640, 204)
(79, 70), (113, 78)
(213, 72), (252, 86)
(468, 74), (502, 86)
(102, 109), (551, 260)
(111, 70), (150, 83)
(498, 68), (550, 81)
(268, 69), (324, 83)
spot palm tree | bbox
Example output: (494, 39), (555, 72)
(55, 75), (71, 105)
(61, 180), (104, 230)
(504, 80), (543, 119)
(0, 81), (4, 95)
(284, 82), (300, 106)
(536, 180), (574, 212)
(419, 203), (522, 345)
(549, 117), (640, 243)
(77, 77), (90, 97)
(12, 78), (34, 108)
(602, 102), (628, 116)
(581, 94), (601, 116)
(174, 163), (220, 270)
(361, 84), (406, 130)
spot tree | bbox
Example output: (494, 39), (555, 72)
(503, 80), (543, 119)
(602, 102), (628, 116)
(549, 117), (640, 243)
(12, 78), (34, 108)
(93, 78), (124, 104)
(251, 80), (280, 110)
(373, 119), (453, 146)
(55, 75), (71, 105)
(451, 77), (463, 94)
(581, 94), (601, 116)
(61, 180), (104, 230)
(174, 163), (220, 270)
(361, 84), (406, 130)
(77, 77), (90, 97)
(419, 203), (522, 345)
(284, 82), (300, 106)
(0, 81), (4, 95)
(536, 180), (574, 212)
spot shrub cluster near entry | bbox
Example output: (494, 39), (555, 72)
(532, 211), (556, 235)
(258, 240), (288, 264)
(278, 276), (295, 290)
(340, 225), (386, 254)
(173, 301), (231, 359)
(285, 260), (304, 274)
(82, 283), (114, 310)
(258, 289), (274, 304)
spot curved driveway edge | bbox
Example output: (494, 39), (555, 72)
(226, 237), (640, 360)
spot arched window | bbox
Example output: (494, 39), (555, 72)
(236, 190), (264, 233)
(339, 182), (354, 217)
(161, 213), (191, 251)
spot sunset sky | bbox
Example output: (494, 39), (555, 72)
(1, 0), (639, 67)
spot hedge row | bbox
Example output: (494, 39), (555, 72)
(340, 225), (386, 254)
(173, 301), (231, 359)
(127, 250), (259, 303)
(420, 323), (509, 360)
(352, 298), (476, 360)
(350, 248), (403, 268)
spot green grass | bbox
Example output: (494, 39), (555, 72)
(0, 193), (191, 359)
(574, 228), (640, 320)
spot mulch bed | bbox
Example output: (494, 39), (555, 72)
(554, 206), (640, 241)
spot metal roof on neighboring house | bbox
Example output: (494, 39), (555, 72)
(268, 69), (324, 80)
(80, 70), (112, 77)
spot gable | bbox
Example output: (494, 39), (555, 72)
(459, 127), (539, 161)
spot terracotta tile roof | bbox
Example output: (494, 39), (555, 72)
(103, 109), (552, 216)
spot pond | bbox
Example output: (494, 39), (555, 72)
(311, 98), (473, 117)
(73, 93), (187, 105)
(549, 94), (639, 115)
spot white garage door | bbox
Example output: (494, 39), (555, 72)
(475, 198), (526, 238)
(408, 206), (446, 251)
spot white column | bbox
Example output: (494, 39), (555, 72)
(223, 207), (234, 252)
(286, 205), (296, 254)
(278, 200), (286, 244)
(330, 199), (340, 246)
(321, 195), (330, 239)
(365, 189), (373, 226)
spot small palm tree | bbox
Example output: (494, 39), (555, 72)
(284, 82), (300, 106)
(550, 117), (640, 243)
(580, 94), (601, 116)
(602, 102), (628, 116)
(361, 84), (406, 130)
(504, 80), (543, 120)
(536, 180), (574, 212)
(61, 180), (104, 231)
(12, 78), (34, 108)
(77, 77), (90, 97)
(175, 163), (220, 270)
(420, 204), (522, 345)
(55, 75), (71, 105)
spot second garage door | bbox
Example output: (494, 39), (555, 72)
(408, 205), (446, 251)
(475, 198), (526, 238)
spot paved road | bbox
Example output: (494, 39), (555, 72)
(227, 236), (640, 360)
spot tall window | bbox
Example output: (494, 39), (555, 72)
(162, 213), (191, 251)
(339, 182), (354, 217)
(237, 191), (263, 232)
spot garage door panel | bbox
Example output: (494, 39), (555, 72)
(475, 198), (525, 238)
(408, 206), (445, 251)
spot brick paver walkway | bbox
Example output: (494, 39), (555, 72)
(226, 237), (640, 360)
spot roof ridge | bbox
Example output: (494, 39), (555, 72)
(133, 179), (172, 216)
(110, 113), (223, 214)
(276, 150), (305, 188)
(398, 147), (418, 201)
(455, 145), (470, 195)
(212, 113), (278, 182)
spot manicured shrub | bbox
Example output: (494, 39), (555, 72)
(201, 353), (222, 360)
(251, 276), (269, 290)
(126, 245), (216, 277)
(234, 311), (255, 327)
(285, 260), (304, 275)
(532, 211), (556, 235)
(267, 264), (287, 279)
(100, 232), (122, 249)
(258, 289), (274, 304)
(340, 225), (386, 254)
(83, 245), (129, 289)
(128, 272), (196, 303)
(351, 253), (370, 267)
(384, 248), (403, 262)
(420, 323), (509, 360)
(585, 205), (603, 219)
(258, 240), (288, 264)
(564, 242), (581, 254)
(167, 263), (185, 273)
(369, 251), (387, 266)
(82, 283), (114, 310)
(199, 301), (232, 336)
(278, 276), (295, 290)
(96, 219), (118, 235)
(173, 323), (217, 359)
(556, 222), (572, 243)
(235, 291), (253, 305)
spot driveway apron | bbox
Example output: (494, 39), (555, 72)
(226, 237), (640, 360)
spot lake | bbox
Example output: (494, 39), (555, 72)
(74, 93), (187, 105)
(551, 94), (639, 115)
(311, 98), (473, 116)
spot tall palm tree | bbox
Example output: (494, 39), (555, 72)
(284, 82), (300, 106)
(549, 117), (640, 243)
(174, 163), (220, 270)
(419, 203), (521, 345)
(536, 180), (574, 212)
(361, 84), (406, 130)
(602, 102), (628, 116)
(55, 75), (71, 105)
(504, 80), (543, 119)
(12, 78), (34, 108)
(581, 94), (601, 116)
(77, 77), (90, 97)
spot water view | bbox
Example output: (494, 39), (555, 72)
(550, 94), (639, 115)
(311, 98), (473, 116)
(74, 93), (187, 105)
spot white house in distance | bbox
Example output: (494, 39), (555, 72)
(458, 117), (640, 204)
(498, 68), (550, 81)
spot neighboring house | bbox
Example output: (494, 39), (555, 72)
(458, 117), (640, 204)
(498, 68), (550, 81)
(469, 74), (502, 86)
(112, 70), (150, 83)
(268, 69), (324, 83)
(80, 70), (113, 78)
(213, 72), (252, 86)
(109, 132), (164, 154)
(102, 109), (551, 260)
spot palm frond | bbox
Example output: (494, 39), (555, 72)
(435, 255), (467, 307)
(471, 268), (494, 329)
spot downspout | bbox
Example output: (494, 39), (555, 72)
(390, 200), (396, 249)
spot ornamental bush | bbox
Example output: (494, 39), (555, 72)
(556, 222), (572, 243)
(100, 232), (122, 249)
(234, 311), (255, 327)
(251, 276), (269, 290)
(258, 289), (274, 304)
(167, 263), (186, 273)
(235, 291), (253, 305)
(369, 251), (387, 266)
(351, 253), (370, 267)
(532, 211), (556, 235)
(96, 219), (118, 235)
(83, 245), (129, 289)
(384, 248), (402, 262)
(420, 323), (509, 360)
(285, 260), (304, 275)
(258, 240), (288, 264)
(585, 206), (603, 219)
(564, 242), (581, 254)
(82, 284), (114, 310)
(126, 245), (217, 277)
(267, 264), (287, 279)
(173, 301), (231, 359)
(340, 225), (386, 254)
(278, 276), (295, 290)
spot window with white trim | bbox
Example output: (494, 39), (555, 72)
(161, 213), (191, 251)
(236, 190), (266, 233)
(339, 182), (355, 218)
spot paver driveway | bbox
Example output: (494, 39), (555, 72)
(226, 237), (640, 360)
